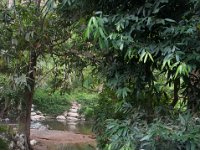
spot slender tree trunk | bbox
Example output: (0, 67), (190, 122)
(19, 50), (37, 150)
(171, 78), (180, 107)
(0, 98), (10, 118)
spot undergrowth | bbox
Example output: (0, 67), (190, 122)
(33, 88), (99, 117)
(33, 89), (71, 116)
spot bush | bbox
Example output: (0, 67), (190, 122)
(33, 88), (71, 116)
(0, 124), (14, 150)
(33, 88), (99, 117)
(70, 89), (99, 120)
(103, 110), (200, 150)
(140, 113), (200, 150)
(0, 138), (8, 150)
(0, 73), (23, 119)
(92, 89), (119, 149)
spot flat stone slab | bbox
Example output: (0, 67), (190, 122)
(31, 115), (45, 121)
(56, 115), (66, 120)
(67, 112), (79, 118)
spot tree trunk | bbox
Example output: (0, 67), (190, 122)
(171, 78), (180, 107)
(19, 50), (37, 150)
(187, 69), (200, 112)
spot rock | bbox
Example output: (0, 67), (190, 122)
(1, 118), (10, 123)
(69, 108), (78, 113)
(80, 118), (86, 121)
(66, 116), (79, 121)
(57, 119), (66, 123)
(63, 111), (68, 117)
(9, 141), (14, 149)
(31, 115), (45, 121)
(16, 143), (24, 150)
(67, 112), (79, 118)
(36, 110), (42, 115)
(56, 115), (66, 120)
(12, 133), (26, 150)
(31, 112), (37, 116)
(30, 139), (37, 146)
(31, 122), (48, 130)
(67, 122), (77, 125)
(71, 102), (81, 109)
(31, 108), (34, 112)
(31, 122), (43, 129)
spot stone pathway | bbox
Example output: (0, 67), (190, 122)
(56, 101), (85, 122)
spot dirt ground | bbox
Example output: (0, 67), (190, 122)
(30, 129), (96, 150)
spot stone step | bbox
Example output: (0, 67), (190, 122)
(31, 115), (45, 121)
(63, 111), (68, 117)
(69, 108), (78, 113)
(66, 116), (79, 121)
(31, 112), (37, 116)
(71, 106), (80, 110)
(56, 115), (66, 120)
(67, 112), (79, 118)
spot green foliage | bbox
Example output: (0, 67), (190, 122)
(103, 109), (200, 150)
(0, 124), (14, 150)
(84, 0), (200, 111)
(0, 73), (24, 118)
(70, 89), (99, 119)
(33, 88), (71, 116)
(0, 124), (15, 136)
(0, 0), (200, 149)
(92, 89), (120, 149)
(0, 124), (8, 133)
(0, 138), (8, 150)
(140, 113), (200, 150)
(33, 87), (99, 116)
(105, 115), (145, 150)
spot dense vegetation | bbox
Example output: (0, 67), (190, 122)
(0, 0), (200, 149)
(33, 88), (98, 116)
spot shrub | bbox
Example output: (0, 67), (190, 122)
(33, 88), (71, 116)
(103, 110), (200, 150)
(0, 138), (8, 150)
(71, 90), (99, 120)
(140, 113), (200, 150)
